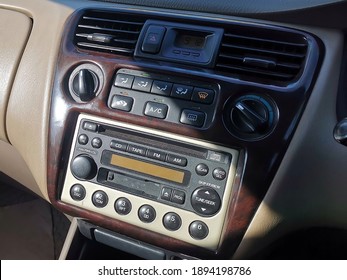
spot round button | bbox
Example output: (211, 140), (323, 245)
(92, 190), (108, 208)
(91, 137), (102, 149)
(213, 167), (227, 180)
(163, 212), (182, 231)
(70, 184), (86, 201)
(189, 221), (209, 240)
(115, 197), (132, 215)
(78, 134), (88, 145)
(70, 155), (97, 180)
(138, 205), (156, 223)
(191, 187), (221, 216)
(195, 163), (209, 176)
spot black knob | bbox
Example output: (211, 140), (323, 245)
(71, 155), (97, 180)
(72, 69), (99, 102)
(225, 95), (277, 140)
(334, 118), (347, 145)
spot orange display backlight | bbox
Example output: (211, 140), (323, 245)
(110, 154), (185, 184)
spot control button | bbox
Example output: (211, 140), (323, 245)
(132, 77), (153, 92)
(161, 187), (172, 201)
(207, 151), (229, 163)
(114, 74), (134, 89)
(147, 149), (166, 161)
(70, 184), (86, 201)
(127, 144), (147, 156)
(166, 154), (187, 167)
(195, 163), (209, 176)
(78, 134), (89, 145)
(173, 50), (181, 54)
(189, 221), (209, 240)
(192, 88), (215, 104)
(213, 167), (227, 181)
(92, 190), (108, 208)
(182, 51), (190, 56)
(91, 137), (102, 149)
(110, 95), (133, 112)
(192, 53), (200, 57)
(71, 155), (97, 180)
(151, 80), (173, 96)
(191, 187), (221, 216)
(144, 102), (168, 119)
(141, 25), (166, 54)
(171, 84), (193, 100)
(138, 205), (156, 223)
(180, 109), (205, 127)
(114, 197), (132, 215)
(110, 140), (127, 151)
(83, 121), (97, 132)
(163, 212), (182, 231)
(171, 190), (186, 205)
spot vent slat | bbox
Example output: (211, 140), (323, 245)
(216, 29), (308, 84)
(74, 11), (145, 56)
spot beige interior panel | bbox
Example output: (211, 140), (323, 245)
(0, 9), (31, 142)
(234, 28), (345, 259)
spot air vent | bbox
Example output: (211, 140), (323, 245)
(216, 27), (308, 85)
(74, 11), (146, 56)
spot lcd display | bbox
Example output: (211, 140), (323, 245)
(175, 34), (206, 50)
(110, 154), (185, 184)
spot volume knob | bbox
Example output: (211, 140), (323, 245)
(71, 155), (97, 180)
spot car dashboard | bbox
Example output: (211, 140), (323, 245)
(0, 0), (347, 260)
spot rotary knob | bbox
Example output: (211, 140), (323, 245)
(68, 64), (103, 103)
(70, 155), (97, 180)
(72, 69), (99, 102)
(225, 94), (278, 140)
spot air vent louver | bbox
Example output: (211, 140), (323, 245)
(216, 27), (308, 84)
(74, 11), (146, 56)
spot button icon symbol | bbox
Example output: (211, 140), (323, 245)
(156, 85), (168, 91)
(176, 87), (188, 95)
(148, 33), (158, 42)
(138, 81), (149, 88)
(114, 100), (128, 107)
(187, 113), (198, 122)
(120, 77), (129, 84)
(198, 91), (209, 99)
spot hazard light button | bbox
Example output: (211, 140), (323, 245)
(144, 101), (168, 119)
(191, 187), (221, 216)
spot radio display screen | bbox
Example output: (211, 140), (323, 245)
(110, 154), (185, 184)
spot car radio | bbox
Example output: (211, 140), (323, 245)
(60, 114), (239, 250)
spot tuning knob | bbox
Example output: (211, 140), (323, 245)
(68, 63), (103, 103)
(225, 95), (278, 140)
(71, 155), (97, 180)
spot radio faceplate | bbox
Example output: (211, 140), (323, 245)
(61, 114), (239, 250)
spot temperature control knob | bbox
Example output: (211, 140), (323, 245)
(71, 155), (97, 180)
(72, 69), (99, 102)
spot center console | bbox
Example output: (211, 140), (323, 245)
(48, 8), (321, 259)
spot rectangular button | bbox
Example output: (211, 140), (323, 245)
(110, 140), (128, 151)
(147, 149), (166, 161)
(83, 121), (97, 132)
(161, 187), (172, 201)
(171, 190), (185, 204)
(114, 74), (134, 89)
(166, 154), (187, 167)
(141, 25), (166, 54)
(151, 80), (173, 96)
(127, 144), (147, 156)
(192, 88), (215, 104)
(144, 102), (168, 119)
(171, 84), (193, 100)
(110, 95), (134, 112)
(132, 77), (153, 92)
(180, 109), (205, 127)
